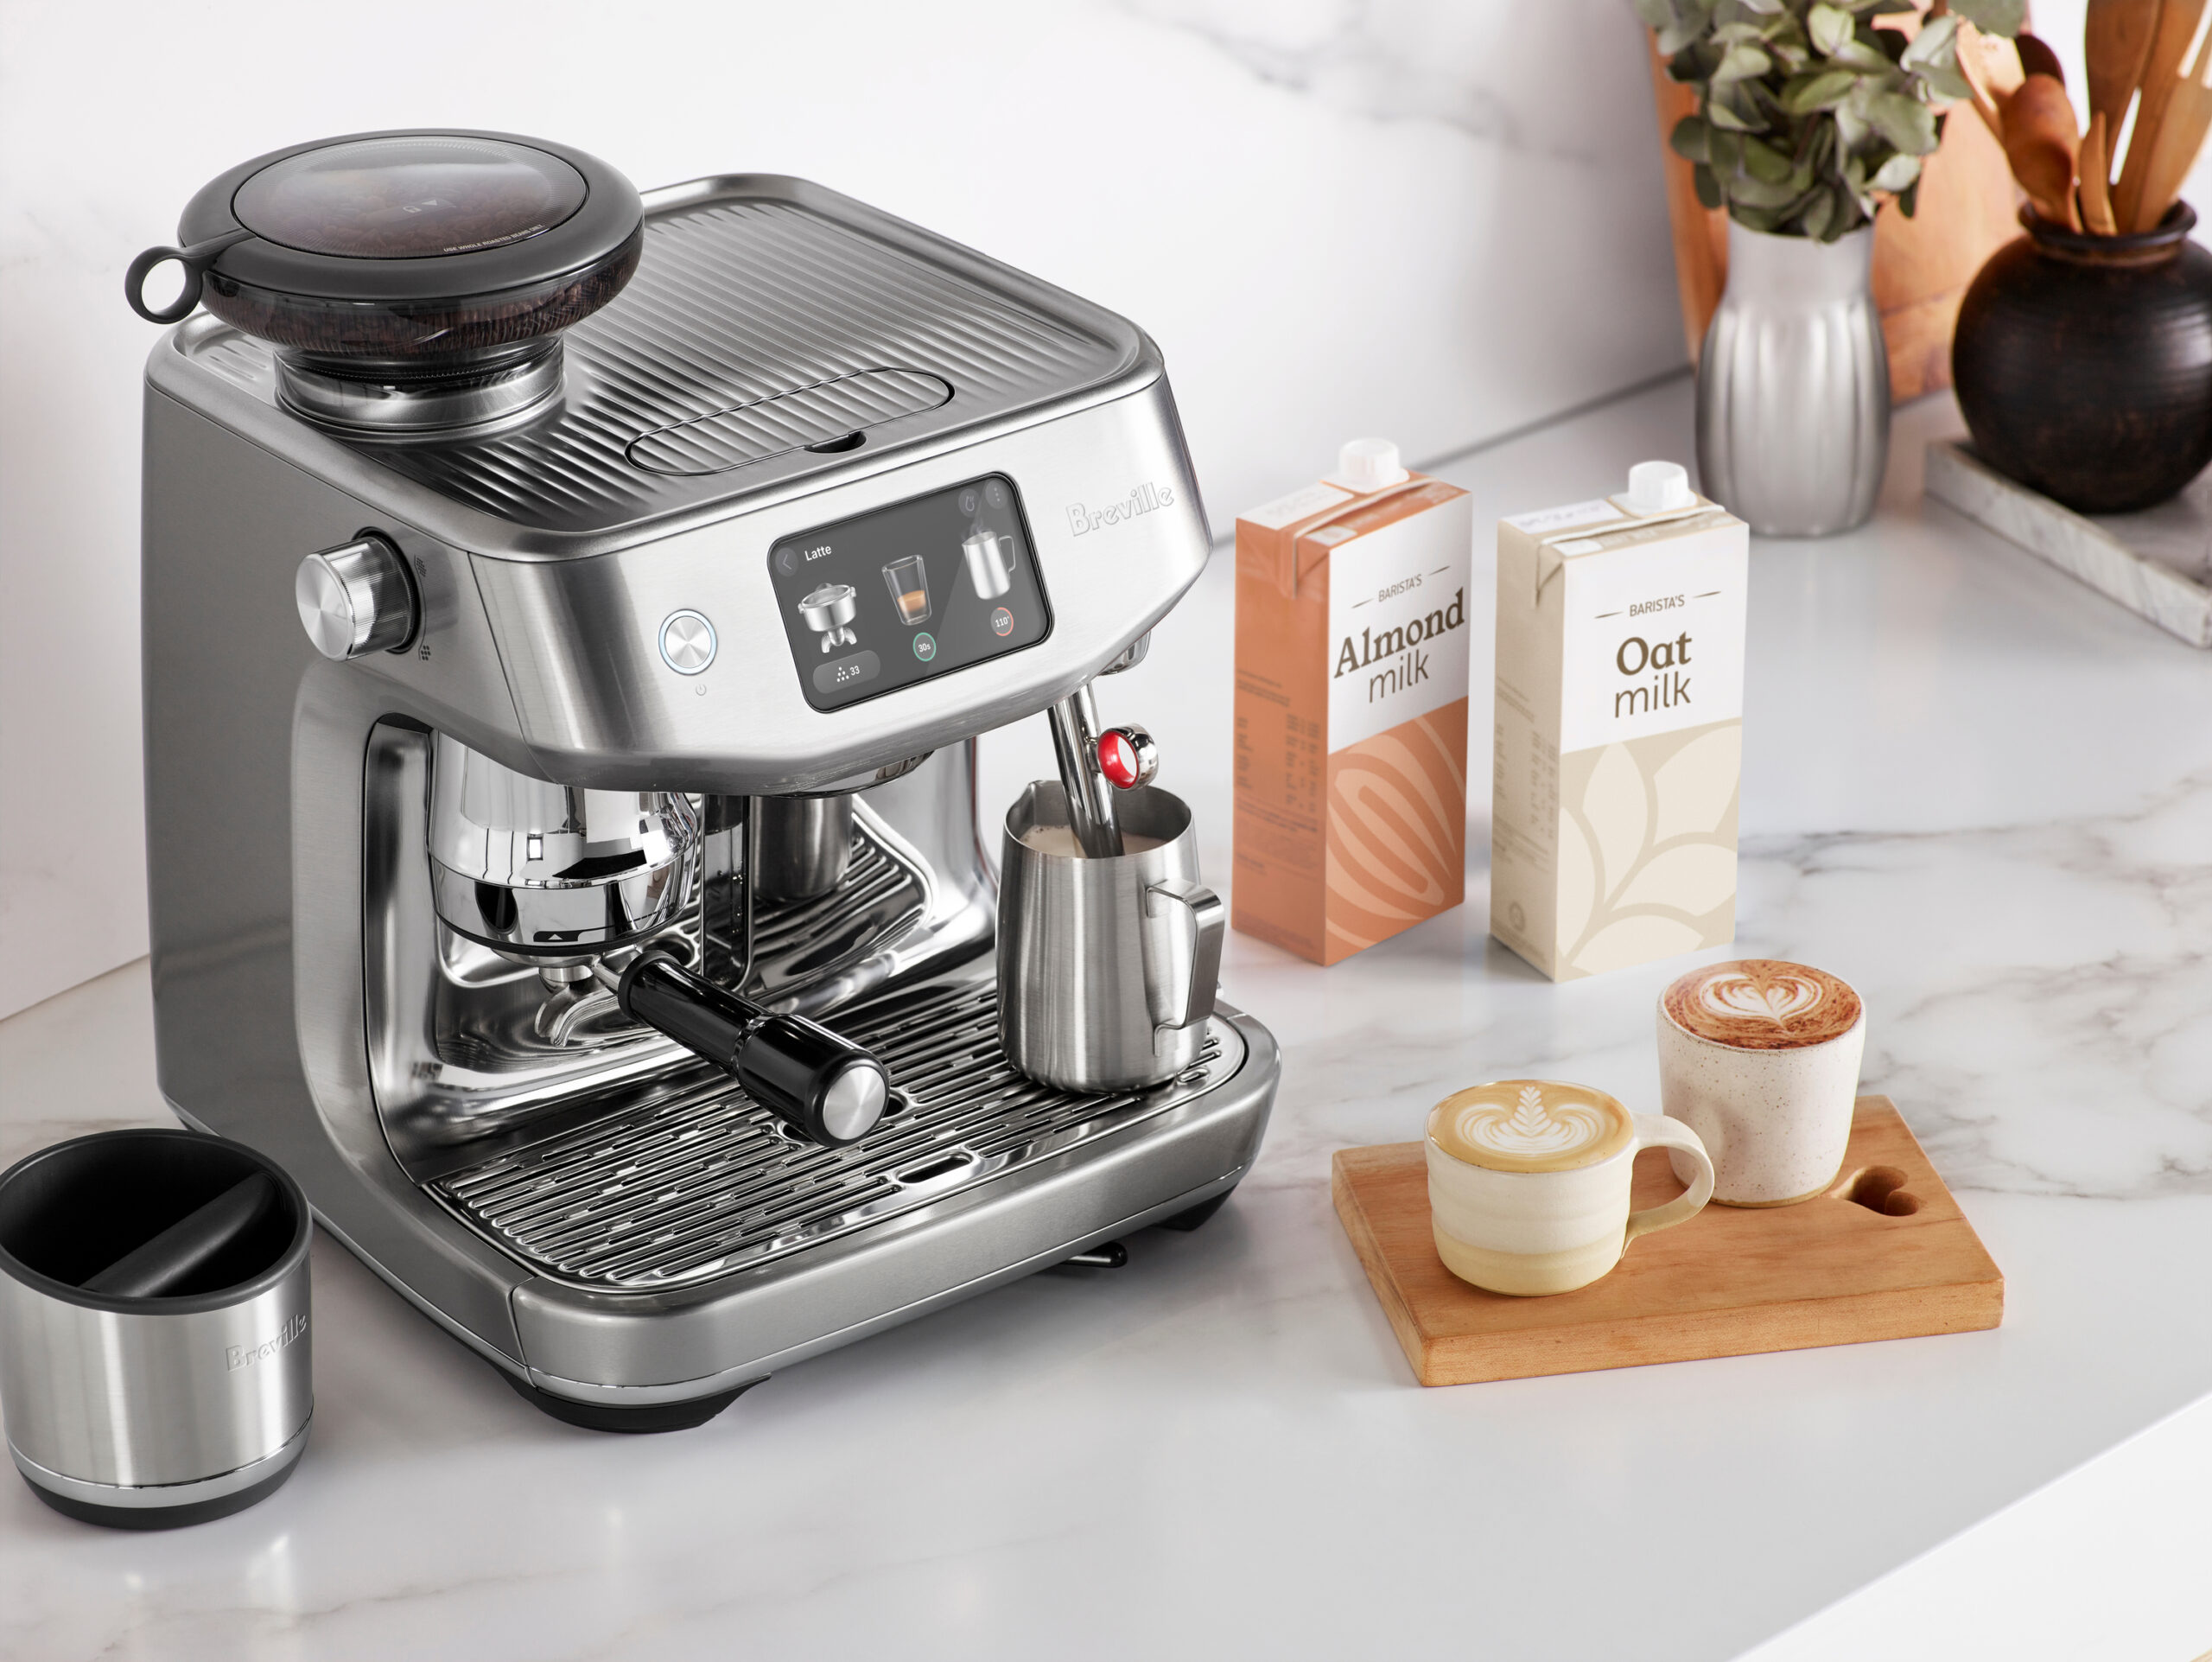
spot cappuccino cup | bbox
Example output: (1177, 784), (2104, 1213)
(1657, 958), (1866, 1207)
(1426, 1080), (1713, 1296)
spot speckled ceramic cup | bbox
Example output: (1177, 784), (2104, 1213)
(1657, 959), (1866, 1207)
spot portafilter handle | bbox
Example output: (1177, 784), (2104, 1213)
(615, 952), (889, 1147)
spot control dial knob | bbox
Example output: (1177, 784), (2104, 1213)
(296, 535), (416, 660)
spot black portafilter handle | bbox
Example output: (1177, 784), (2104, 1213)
(616, 951), (890, 1147)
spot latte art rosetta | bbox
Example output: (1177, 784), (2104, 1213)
(1458, 1085), (1612, 1158)
(1428, 1079), (1635, 1173)
(1664, 958), (1861, 1051)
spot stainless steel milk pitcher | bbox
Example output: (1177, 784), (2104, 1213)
(998, 782), (1224, 1090)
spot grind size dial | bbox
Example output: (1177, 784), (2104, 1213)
(295, 534), (416, 659)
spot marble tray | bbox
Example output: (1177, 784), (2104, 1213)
(1924, 441), (2212, 648)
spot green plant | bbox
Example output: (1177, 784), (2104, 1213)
(1637, 0), (2022, 241)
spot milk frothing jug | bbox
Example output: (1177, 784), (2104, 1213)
(999, 782), (1224, 1090)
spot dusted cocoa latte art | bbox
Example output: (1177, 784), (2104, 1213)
(1427, 1080), (1634, 1173)
(1662, 959), (1861, 1051)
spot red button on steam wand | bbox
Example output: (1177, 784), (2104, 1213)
(1096, 725), (1159, 790)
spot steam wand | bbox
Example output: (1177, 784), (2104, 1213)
(1046, 683), (1159, 856)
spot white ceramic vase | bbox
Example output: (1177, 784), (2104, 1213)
(1695, 220), (1890, 538)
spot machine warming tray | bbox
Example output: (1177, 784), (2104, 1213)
(175, 177), (1139, 535)
(431, 982), (1244, 1290)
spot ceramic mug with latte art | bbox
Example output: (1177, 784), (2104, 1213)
(1658, 958), (1867, 1206)
(1426, 1080), (1714, 1296)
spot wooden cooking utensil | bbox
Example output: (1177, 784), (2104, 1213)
(2131, 39), (2212, 227)
(1956, 54), (2007, 138)
(2081, 111), (2122, 232)
(2087, 0), (2164, 153)
(2004, 73), (2085, 229)
(2015, 30), (2069, 86)
(2114, 0), (2209, 229)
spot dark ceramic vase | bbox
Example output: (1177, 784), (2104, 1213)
(1952, 204), (2212, 514)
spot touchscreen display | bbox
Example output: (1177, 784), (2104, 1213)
(766, 474), (1052, 711)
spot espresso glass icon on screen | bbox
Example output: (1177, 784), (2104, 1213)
(882, 556), (931, 627)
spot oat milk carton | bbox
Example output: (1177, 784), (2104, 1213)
(1234, 439), (1473, 965)
(1491, 462), (1748, 981)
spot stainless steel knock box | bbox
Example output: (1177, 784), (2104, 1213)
(0, 1130), (312, 1528)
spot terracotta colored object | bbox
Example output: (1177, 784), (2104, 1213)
(1647, 38), (2024, 401)
(1953, 204), (2212, 513)
(1231, 470), (1471, 966)
(1332, 1096), (2003, 1387)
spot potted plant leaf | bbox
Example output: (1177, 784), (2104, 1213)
(1637, 0), (2021, 535)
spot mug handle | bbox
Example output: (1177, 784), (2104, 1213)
(1624, 1115), (1713, 1242)
(1144, 879), (1224, 1041)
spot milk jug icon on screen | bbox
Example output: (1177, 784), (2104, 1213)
(962, 528), (1015, 600)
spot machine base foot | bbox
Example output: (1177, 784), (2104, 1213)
(505, 1371), (768, 1432)
(1160, 1188), (1236, 1233)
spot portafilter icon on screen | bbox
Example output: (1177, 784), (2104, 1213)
(963, 529), (1015, 600)
(796, 583), (859, 651)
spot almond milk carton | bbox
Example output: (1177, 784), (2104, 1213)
(1234, 439), (1473, 965)
(1490, 462), (1748, 981)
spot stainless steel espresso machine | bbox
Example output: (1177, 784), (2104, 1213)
(131, 131), (1276, 1430)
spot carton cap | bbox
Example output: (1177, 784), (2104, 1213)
(1624, 460), (1695, 514)
(1325, 437), (1410, 494)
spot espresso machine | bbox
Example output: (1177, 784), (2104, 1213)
(132, 132), (1276, 1430)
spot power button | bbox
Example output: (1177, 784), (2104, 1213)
(659, 610), (716, 675)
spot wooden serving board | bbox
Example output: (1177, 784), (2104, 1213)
(1332, 1097), (2001, 1387)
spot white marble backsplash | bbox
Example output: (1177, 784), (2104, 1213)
(1123, 0), (1623, 156)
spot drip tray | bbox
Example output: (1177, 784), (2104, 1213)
(431, 982), (1243, 1289)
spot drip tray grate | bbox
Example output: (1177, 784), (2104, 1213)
(432, 982), (1242, 1289)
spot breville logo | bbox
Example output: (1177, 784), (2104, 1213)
(227, 1312), (308, 1372)
(1333, 588), (1465, 705)
(1067, 481), (1176, 536)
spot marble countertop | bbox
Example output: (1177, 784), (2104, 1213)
(5, 378), (2211, 1659)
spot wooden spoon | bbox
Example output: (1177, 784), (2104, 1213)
(2081, 111), (2121, 232)
(2004, 73), (2084, 229)
(2016, 30), (2069, 86)
(2114, 0), (2208, 229)
(2087, 0), (2163, 158)
(2132, 37), (2212, 227)
(1955, 25), (2019, 138)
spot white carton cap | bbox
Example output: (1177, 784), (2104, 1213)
(1624, 460), (1695, 513)
(1326, 437), (1410, 494)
